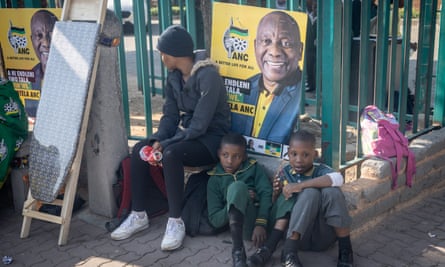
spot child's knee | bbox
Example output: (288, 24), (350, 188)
(321, 187), (344, 201)
(226, 181), (249, 210)
(299, 187), (321, 201)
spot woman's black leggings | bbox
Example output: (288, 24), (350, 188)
(130, 139), (216, 218)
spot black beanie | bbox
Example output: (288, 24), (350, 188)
(156, 25), (194, 57)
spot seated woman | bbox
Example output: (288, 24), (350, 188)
(110, 25), (231, 251)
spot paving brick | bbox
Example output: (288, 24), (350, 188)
(354, 238), (384, 258)
(411, 257), (442, 267)
(404, 227), (437, 244)
(65, 244), (97, 259)
(96, 246), (130, 259)
(397, 210), (428, 225)
(134, 249), (176, 266)
(6, 237), (37, 255)
(99, 261), (128, 267)
(119, 237), (158, 256)
(31, 260), (60, 267)
(370, 250), (408, 266)
(132, 229), (164, 247)
(384, 228), (419, 244)
(404, 238), (439, 256)
(7, 251), (45, 266)
(350, 255), (382, 267)
(75, 256), (114, 266)
(367, 230), (393, 244)
(31, 238), (57, 254)
(380, 239), (409, 258)
(41, 249), (81, 266)
(97, 252), (143, 266)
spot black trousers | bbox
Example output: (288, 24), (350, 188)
(130, 139), (216, 218)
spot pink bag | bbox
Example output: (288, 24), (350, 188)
(360, 105), (415, 189)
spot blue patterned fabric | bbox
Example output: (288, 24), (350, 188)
(29, 21), (100, 202)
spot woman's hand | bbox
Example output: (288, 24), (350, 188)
(147, 141), (163, 167)
(151, 141), (163, 152)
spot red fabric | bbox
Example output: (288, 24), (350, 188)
(117, 158), (167, 218)
(117, 157), (131, 218)
(150, 165), (167, 197)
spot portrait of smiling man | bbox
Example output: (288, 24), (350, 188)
(230, 10), (304, 145)
(28, 9), (58, 118)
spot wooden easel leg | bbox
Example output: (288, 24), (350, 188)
(20, 190), (36, 238)
(58, 169), (81, 245)
(58, 179), (74, 245)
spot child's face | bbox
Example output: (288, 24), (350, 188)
(287, 139), (317, 174)
(218, 144), (246, 174)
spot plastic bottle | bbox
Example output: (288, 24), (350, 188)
(139, 145), (162, 164)
(139, 145), (152, 161)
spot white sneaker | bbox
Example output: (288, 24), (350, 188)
(110, 211), (149, 240)
(161, 217), (186, 251)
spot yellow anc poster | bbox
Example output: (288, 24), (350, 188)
(211, 3), (307, 158)
(0, 8), (62, 121)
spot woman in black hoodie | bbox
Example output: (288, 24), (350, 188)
(111, 25), (231, 251)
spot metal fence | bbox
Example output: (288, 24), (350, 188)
(124, 0), (445, 175)
(1, 0), (444, 177)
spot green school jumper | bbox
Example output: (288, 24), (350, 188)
(207, 158), (273, 240)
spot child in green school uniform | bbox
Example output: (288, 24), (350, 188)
(248, 129), (354, 267)
(207, 132), (273, 267)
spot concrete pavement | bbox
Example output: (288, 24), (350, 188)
(1, 186), (445, 267)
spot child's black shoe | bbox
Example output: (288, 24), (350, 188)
(280, 250), (303, 267)
(337, 249), (353, 267)
(247, 246), (271, 267)
(232, 247), (247, 267)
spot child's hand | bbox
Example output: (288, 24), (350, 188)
(273, 176), (282, 193)
(251, 225), (267, 248)
(282, 183), (303, 200)
(272, 176), (283, 202)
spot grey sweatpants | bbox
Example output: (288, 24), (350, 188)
(287, 187), (352, 251)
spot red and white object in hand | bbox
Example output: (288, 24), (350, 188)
(139, 145), (163, 165)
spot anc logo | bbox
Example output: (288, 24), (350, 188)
(15, 136), (25, 152)
(8, 21), (29, 54)
(223, 18), (249, 60)
(3, 97), (20, 117)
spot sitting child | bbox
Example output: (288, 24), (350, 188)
(247, 129), (354, 267)
(207, 132), (273, 267)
